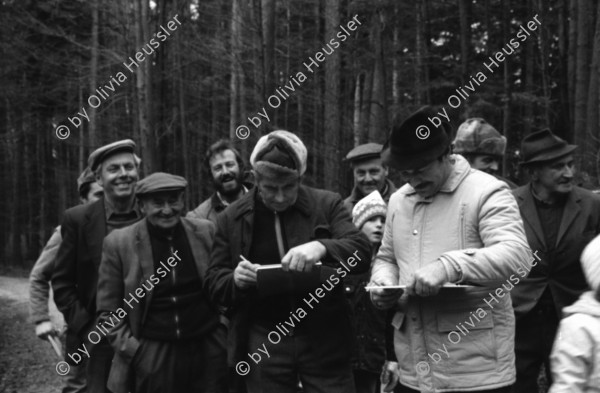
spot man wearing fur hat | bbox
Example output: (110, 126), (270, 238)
(453, 118), (517, 188)
(369, 106), (530, 392)
(510, 129), (600, 392)
(206, 130), (371, 393)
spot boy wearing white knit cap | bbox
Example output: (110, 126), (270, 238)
(348, 191), (400, 393)
(549, 234), (600, 393)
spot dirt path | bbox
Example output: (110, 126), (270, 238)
(0, 276), (63, 393)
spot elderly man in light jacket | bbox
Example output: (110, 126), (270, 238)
(370, 107), (531, 393)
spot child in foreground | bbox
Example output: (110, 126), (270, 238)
(549, 233), (600, 393)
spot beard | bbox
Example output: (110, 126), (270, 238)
(215, 172), (244, 196)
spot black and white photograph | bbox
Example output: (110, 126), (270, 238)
(1, 0), (600, 392)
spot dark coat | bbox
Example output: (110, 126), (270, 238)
(511, 185), (600, 318)
(52, 198), (115, 356)
(96, 217), (220, 393)
(343, 178), (397, 213)
(205, 185), (372, 365)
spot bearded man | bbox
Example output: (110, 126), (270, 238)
(188, 140), (251, 223)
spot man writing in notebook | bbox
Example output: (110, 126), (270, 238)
(206, 130), (371, 393)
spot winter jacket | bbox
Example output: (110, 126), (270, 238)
(205, 185), (372, 366)
(371, 154), (531, 392)
(549, 291), (600, 393)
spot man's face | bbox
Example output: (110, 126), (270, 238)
(352, 158), (389, 196)
(532, 154), (575, 195)
(210, 150), (243, 196)
(361, 216), (385, 244)
(470, 154), (501, 175)
(256, 175), (300, 212)
(140, 191), (185, 230)
(399, 156), (452, 198)
(96, 152), (138, 201)
(83, 182), (104, 205)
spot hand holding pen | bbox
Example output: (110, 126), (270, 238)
(233, 255), (260, 289)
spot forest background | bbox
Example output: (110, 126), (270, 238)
(1, 0), (600, 268)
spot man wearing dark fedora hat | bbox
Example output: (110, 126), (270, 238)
(510, 129), (600, 392)
(369, 106), (530, 392)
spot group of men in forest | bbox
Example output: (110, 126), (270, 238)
(29, 106), (600, 393)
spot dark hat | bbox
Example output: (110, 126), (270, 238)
(88, 139), (136, 171)
(135, 172), (188, 196)
(381, 106), (452, 170)
(345, 143), (383, 163)
(520, 129), (577, 166)
(76, 167), (96, 192)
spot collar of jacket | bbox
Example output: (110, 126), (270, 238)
(403, 154), (471, 197)
(232, 185), (312, 220)
(348, 178), (396, 203)
(211, 182), (254, 212)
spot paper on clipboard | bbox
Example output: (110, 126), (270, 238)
(364, 284), (474, 291)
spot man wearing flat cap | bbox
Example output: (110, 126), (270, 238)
(343, 143), (397, 212)
(369, 106), (530, 392)
(510, 129), (600, 392)
(53, 139), (142, 393)
(30, 166), (103, 393)
(97, 172), (227, 393)
(206, 130), (371, 393)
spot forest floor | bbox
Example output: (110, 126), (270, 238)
(0, 273), (63, 393)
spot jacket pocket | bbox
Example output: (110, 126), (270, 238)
(434, 306), (497, 374)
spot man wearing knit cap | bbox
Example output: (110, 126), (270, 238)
(369, 106), (530, 392)
(52, 139), (142, 393)
(29, 167), (103, 393)
(510, 129), (600, 392)
(343, 143), (397, 212)
(97, 172), (227, 393)
(549, 233), (600, 392)
(206, 130), (371, 393)
(453, 118), (517, 188)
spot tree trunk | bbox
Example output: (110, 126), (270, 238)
(458, 0), (471, 84)
(324, 0), (341, 190)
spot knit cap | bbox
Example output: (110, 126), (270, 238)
(352, 191), (387, 229)
(580, 234), (600, 292)
(250, 130), (307, 180)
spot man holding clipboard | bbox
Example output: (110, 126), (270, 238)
(206, 130), (371, 393)
(369, 107), (530, 393)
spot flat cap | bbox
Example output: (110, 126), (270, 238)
(88, 139), (136, 171)
(135, 172), (188, 196)
(77, 167), (96, 192)
(345, 143), (383, 162)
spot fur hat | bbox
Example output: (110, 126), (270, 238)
(250, 130), (307, 180)
(352, 191), (387, 229)
(454, 118), (506, 157)
(580, 234), (600, 292)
